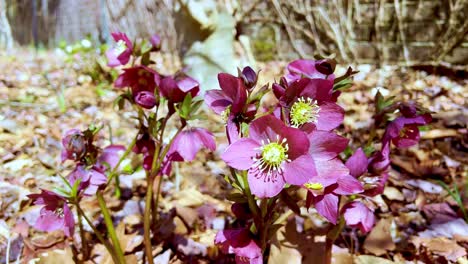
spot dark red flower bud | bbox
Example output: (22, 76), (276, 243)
(316, 59), (336, 76)
(135, 91), (157, 109)
(240, 66), (257, 90)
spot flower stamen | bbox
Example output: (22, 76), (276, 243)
(290, 97), (320, 127)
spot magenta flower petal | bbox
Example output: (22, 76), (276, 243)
(283, 155), (316, 185)
(299, 78), (334, 102)
(150, 34), (161, 50)
(248, 168), (286, 198)
(226, 115), (241, 143)
(96, 145), (125, 172)
(171, 128), (216, 161)
(334, 174), (364, 195)
(106, 32), (133, 67)
(217, 73), (247, 113)
(345, 148), (368, 178)
(314, 158), (349, 181)
(61, 129), (86, 162)
(135, 91), (157, 109)
(343, 201), (375, 233)
(27, 190), (75, 237)
(215, 229), (262, 263)
(315, 102), (344, 131)
(221, 138), (259, 170)
(68, 165), (107, 196)
(314, 193), (339, 224)
(308, 130), (348, 160)
(205, 90), (233, 114)
(285, 59), (334, 84)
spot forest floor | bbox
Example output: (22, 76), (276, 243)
(0, 49), (467, 263)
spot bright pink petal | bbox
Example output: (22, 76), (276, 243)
(248, 170), (285, 198)
(343, 201), (375, 233)
(205, 90), (232, 114)
(315, 102), (344, 131)
(308, 130), (348, 160)
(221, 139), (259, 170)
(314, 193), (339, 224)
(345, 148), (368, 178)
(334, 174), (363, 195)
(283, 155), (316, 185)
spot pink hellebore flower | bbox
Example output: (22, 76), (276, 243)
(106, 32), (133, 67)
(345, 147), (390, 197)
(61, 129), (87, 162)
(304, 130), (363, 224)
(114, 65), (161, 109)
(68, 165), (107, 196)
(205, 73), (255, 143)
(342, 201), (375, 233)
(215, 228), (263, 264)
(27, 190), (75, 237)
(273, 78), (344, 131)
(160, 74), (199, 104)
(382, 113), (432, 148)
(69, 145), (125, 196)
(222, 115), (316, 198)
(169, 128), (216, 162)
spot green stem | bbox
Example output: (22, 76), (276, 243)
(151, 176), (163, 226)
(144, 174), (155, 264)
(76, 206), (119, 264)
(97, 192), (126, 264)
(106, 133), (138, 186)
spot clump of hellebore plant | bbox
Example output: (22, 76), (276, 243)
(206, 61), (432, 263)
(28, 33), (215, 264)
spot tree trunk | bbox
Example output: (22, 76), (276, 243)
(0, 0), (13, 50)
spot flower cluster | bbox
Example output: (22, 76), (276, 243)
(28, 126), (124, 237)
(207, 60), (432, 263)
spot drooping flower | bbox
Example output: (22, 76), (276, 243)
(382, 113), (432, 148)
(27, 190), (75, 237)
(133, 131), (156, 171)
(304, 130), (363, 223)
(342, 201), (375, 233)
(205, 73), (252, 142)
(222, 115), (316, 198)
(273, 78), (344, 131)
(106, 32), (133, 67)
(94, 145), (126, 173)
(345, 147), (390, 197)
(215, 228), (263, 264)
(169, 128), (216, 162)
(61, 129), (87, 162)
(68, 165), (107, 196)
(159, 73), (199, 104)
(285, 59), (335, 84)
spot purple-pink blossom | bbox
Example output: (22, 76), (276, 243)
(61, 129), (86, 162)
(160, 73), (199, 104)
(382, 113), (432, 148)
(205, 73), (251, 143)
(106, 32), (133, 67)
(27, 190), (75, 237)
(304, 130), (363, 223)
(285, 59), (335, 84)
(169, 128), (216, 162)
(342, 201), (375, 233)
(215, 228), (263, 264)
(273, 78), (344, 131)
(222, 115), (316, 198)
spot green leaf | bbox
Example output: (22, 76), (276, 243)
(333, 78), (353, 91)
(70, 178), (82, 198)
(53, 187), (70, 198)
(141, 51), (151, 66)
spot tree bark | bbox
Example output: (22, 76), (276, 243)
(0, 0), (13, 50)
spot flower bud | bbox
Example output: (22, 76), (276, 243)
(240, 66), (257, 90)
(316, 59), (336, 76)
(135, 91), (157, 109)
(61, 129), (87, 162)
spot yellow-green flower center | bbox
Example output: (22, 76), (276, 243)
(304, 182), (323, 190)
(114, 40), (127, 55)
(290, 97), (320, 127)
(262, 142), (287, 166)
(253, 136), (290, 174)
